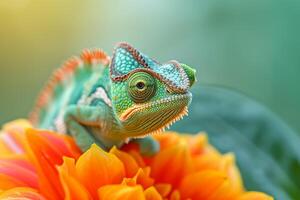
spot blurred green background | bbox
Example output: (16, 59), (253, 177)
(0, 0), (299, 133)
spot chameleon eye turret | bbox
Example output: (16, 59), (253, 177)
(127, 71), (156, 103)
(30, 42), (196, 155)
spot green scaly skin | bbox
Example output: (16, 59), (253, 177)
(30, 42), (196, 155)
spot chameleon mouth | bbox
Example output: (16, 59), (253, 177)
(119, 92), (191, 138)
(141, 105), (189, 136)
(120, 93), (191, 122)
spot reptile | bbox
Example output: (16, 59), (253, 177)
(29, 42), (196, 155)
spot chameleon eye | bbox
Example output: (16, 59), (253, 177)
(128, 72), (156, 103)
(136, 81), (145, 90)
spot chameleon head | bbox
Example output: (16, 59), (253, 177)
(110, 42), (196, 137)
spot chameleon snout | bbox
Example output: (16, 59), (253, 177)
(181, 63), (197, 87)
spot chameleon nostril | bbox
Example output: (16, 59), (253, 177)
(166, 88), (172, 94)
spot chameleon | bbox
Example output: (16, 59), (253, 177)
(29, 42), (196, 155)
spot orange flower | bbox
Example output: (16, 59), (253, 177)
(0, 120), (273, 200)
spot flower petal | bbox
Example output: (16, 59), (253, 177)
(122, 168), (154, 189)
(0, 119), (32, 154)
(179, 170), (228, 199)
(98, 185), (145, 200)
(25, 129), (80, 200)
(0, 187), (46, 200)
(76, 144), (125, 199)
(0, 120), (273, 199)
(238, 192), (274, 200)
(153, 132), (180, 150)
(110, 146), (140, 177)
(150, 139), (193, 187)
(169, 190), (180, 200)
(219, 153), (244, 194)
(185, 132), (208, 155)
(154, 184), (172, 198)
(0, 137), (14, 155)
(0, 174), (26, 190)
(144, 186), (162, 200)
(2, 120), (32, 131)
(58, 157), (92, 200)
(0, 157), (38, 189)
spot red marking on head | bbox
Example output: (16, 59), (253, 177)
(81, 49), (110, 65)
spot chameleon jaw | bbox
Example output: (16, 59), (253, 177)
(119, 93), (191, 122)
(139, 105), (189, 137)
(119, 92), (191, 138)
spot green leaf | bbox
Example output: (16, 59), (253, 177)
(172, 85), (300, 200)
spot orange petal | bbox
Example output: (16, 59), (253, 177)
(194, 152), (244, 195)
(58, 157), (77, 177)
(98, 185), (145, 200)
(193, 153), (221, 171)
(25, 129), (80, 200)
(134, 168), (154, 189)
(186, 133), (208, 155)
(179, 170), (228, 199)
(0, 131), (26, 154)
(120, 148), (147, 168)
(0, 187), (46, 200)
(110, 146), (140, 177)
(144, 186), (162, 200)
(154, 184), (172, 198)
(0, 155), (35, 172)
(0, 174), (26, 190)
(58, 157), (92, 200)
(204, 178), (240, 200)
(0, 136), (14, 155)
(0, 158), (38, 189)
(2, 119), (32, 131)
(122, 168), (154, 189)
(0, 119), (33, 154)
(218, 153), (244, 194)
(238, 192), (274, 200)
(41, 130), (81, 159)
(153, 132), (180, 150)
(76, 144), (125, 199)
(170, 190), (181, 200)
(150, 140), (193, 187)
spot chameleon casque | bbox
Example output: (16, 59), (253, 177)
(30, 42), (196, 155)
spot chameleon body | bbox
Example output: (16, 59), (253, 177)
(30, 42), (196, 155)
